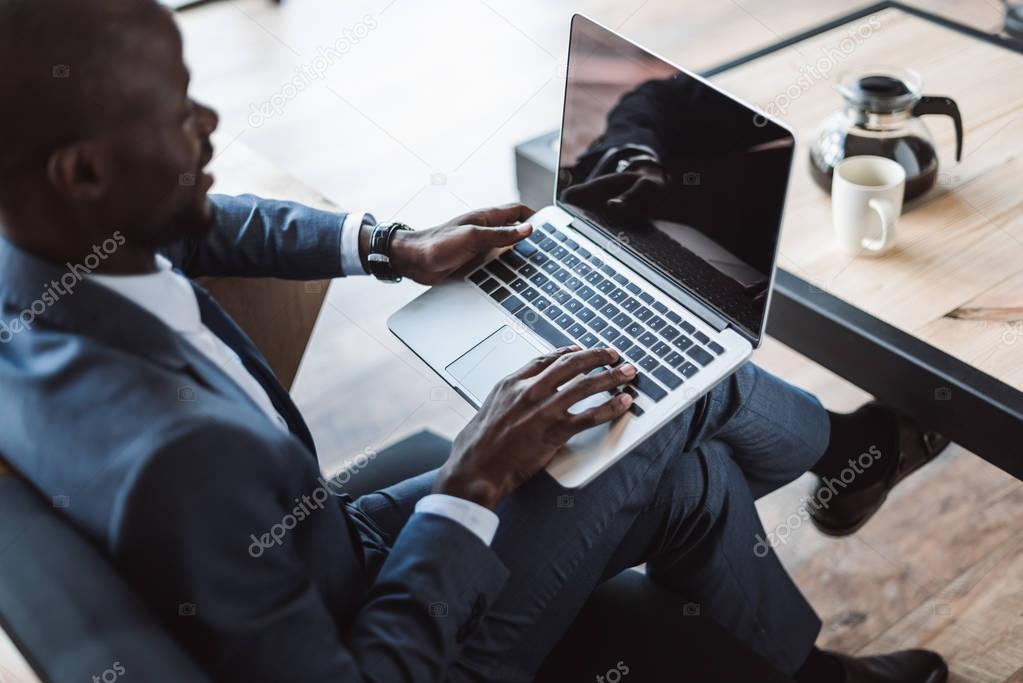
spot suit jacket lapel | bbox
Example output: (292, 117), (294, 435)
(0, 237), (287, 440)
(187, 278), (318, 456)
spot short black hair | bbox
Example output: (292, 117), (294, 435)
(0, 0), (165, 184)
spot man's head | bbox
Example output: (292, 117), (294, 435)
(0, 0), (219, 269)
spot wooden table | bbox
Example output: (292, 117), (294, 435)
(710, 2), (1023, 479)
(516, 2), (1023, 479)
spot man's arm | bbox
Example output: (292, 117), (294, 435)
(161, 194), (362, 280)
(162, 195), (537, 286)
(112, 421), (509, 683)
(112, 345), (632, 680)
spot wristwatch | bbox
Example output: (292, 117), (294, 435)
(367, 222), (413, 282)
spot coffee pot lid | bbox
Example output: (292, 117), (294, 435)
(836, 65), (922, 114)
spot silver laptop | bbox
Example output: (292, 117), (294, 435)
(389, 14), (795, 488)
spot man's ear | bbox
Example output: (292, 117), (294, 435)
(45, 141), (109, 202)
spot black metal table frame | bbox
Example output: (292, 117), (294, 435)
(704, 1), (1023, 479)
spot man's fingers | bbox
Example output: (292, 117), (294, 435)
(551, 363), (636, 410)
(509, 345), (578, 381)
(466, 203), (534, 227)
(534, 347), (619, 392)
(564, 392), (633, 433)
(471, 223), (532, 248)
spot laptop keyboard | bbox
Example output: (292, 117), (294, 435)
(467, 222), (726, 415)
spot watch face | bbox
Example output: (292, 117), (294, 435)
(369, 223), (407, 281)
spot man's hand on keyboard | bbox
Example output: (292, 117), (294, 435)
(434, 346), (635, 511)
(390, 203), (535, 285)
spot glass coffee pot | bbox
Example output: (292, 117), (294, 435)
(809, 66), (963, 201)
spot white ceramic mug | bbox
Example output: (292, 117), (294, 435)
(831, 155), (906, 255)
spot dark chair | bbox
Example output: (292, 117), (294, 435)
(0, 473), (212, 682)
(0, 431), (792, 682)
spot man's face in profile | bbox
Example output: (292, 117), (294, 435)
(96, 6), (220, 249)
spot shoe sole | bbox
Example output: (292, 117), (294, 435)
(810, 492), (887, 537)
(927, 661), (950, 683)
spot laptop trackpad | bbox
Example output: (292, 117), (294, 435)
(447, 326), (540, 405)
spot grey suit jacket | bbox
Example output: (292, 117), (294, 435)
(0, 194), (509, 682)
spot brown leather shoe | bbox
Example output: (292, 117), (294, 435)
(810, 402), (951, 537)
(833, 649), (948, 683)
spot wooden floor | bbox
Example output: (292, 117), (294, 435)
(179, 1), (1022, 680)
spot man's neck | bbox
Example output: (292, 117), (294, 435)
(83, 248), (161, 275)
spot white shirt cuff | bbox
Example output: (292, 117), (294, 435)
(340, 212), (369, 276)
(414, 493), (500, 546)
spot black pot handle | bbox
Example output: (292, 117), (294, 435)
(913, 95), (963, 161)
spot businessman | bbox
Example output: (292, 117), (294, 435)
(0, 2), (950, 682)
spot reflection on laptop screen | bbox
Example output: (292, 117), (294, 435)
(556, 15), (794, 339)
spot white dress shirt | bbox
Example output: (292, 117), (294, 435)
(87, 219), (499, 547)
(90, 255), (292, 434)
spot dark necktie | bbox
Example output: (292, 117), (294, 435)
(186, 279), (318, 458)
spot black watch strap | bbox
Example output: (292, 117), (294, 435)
(367, 222), (412, 282)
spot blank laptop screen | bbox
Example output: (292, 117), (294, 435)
(556, 15), (794, 340)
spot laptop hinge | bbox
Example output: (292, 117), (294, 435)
(564, 213), (731, 334)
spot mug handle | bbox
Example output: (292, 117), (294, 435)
(863, 198), (896, 252)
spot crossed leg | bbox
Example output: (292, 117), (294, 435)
(354, 362), (831, 682)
